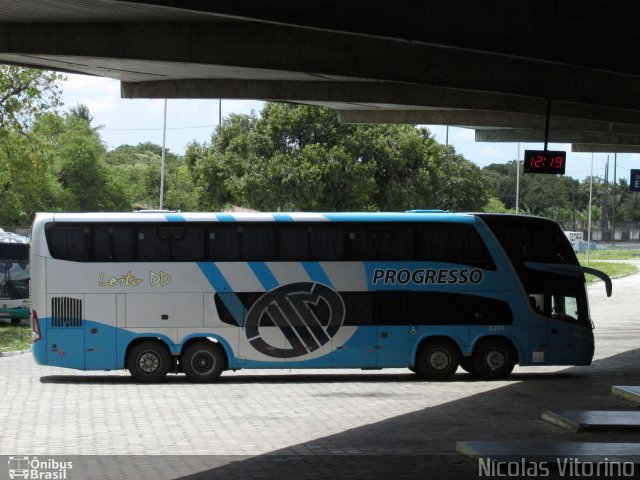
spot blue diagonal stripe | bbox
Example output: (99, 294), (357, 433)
(302, 262), (333, 288)
(164, 213), (185, 222)
(197, 262), (245, 325)
(272, 213), (294, 222)
(249, 262), (279, 291)
(215, 213), (237, 222)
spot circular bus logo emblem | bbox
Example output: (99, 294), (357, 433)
(245, 282), (345, 359)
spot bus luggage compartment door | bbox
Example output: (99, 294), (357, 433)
(84, 294), (117, 370)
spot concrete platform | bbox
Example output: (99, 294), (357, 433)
(542, 409), (640, 432)
(613, 386), (640, 405)
(457, 441), (640, 464)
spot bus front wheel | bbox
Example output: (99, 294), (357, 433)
(127, 341), (171, 382)
(415, 339), (460, 380)
(182, 342), (225, 382)
(471, 339), (516, 380)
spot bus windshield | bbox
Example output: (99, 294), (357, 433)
(478, 214), (593, 326)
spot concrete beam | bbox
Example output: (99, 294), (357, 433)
(572, 144), (640, 153)
(119, 0), (640, 78)
(475, 129), (640, 145)
(4, 22), (640, 113)
(120, 79), (640, 128)
(338, 109), (640, 134)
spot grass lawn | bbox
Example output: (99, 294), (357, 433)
(577, 250), (640, 261)
(580, 260), (638, 283)
(0, 323), (31, 352)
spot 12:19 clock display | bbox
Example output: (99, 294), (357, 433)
(523, 150), (566, 175)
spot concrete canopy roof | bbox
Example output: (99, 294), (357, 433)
(2, 0), (640, 151)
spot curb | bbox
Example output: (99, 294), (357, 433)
(0, 349), (31, 357)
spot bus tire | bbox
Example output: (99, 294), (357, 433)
(127, 341), (171, 382)
(415, 339), (460, 380)
(471, 338), (516, 380)
(182, 342), (225, 382)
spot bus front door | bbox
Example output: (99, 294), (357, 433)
(529, 293), (592, 365)
(545, 294), (593, 365)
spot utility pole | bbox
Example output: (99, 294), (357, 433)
(159, 99), (167, 210)
(612, 153), (617, 242)
(602, 155), (609, 239)
(515, 143), (520, 214)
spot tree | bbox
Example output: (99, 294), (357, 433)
(186, 103), (488, 212)
(106, 142), (197, 211)
(0, 66), (63, 223)
(0, 65), (62, 132)
(482, 161), (583, 221)
(51, 106), (130, 211)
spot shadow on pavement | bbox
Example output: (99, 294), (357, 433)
(35, 349), (640, 479)
(168, 348), (640, 480)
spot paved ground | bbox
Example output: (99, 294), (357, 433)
(1, 273), (639, 479)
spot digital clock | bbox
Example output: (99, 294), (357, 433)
(523, 150), (566, 175)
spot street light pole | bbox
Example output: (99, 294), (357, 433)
(515, 143), (520, 214)
(159, 99), (167, 210)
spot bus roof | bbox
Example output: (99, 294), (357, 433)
(34, 211), (489, 224)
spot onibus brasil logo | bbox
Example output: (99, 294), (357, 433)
(245, 282), (345, 358)
(8, 456), (73, 479)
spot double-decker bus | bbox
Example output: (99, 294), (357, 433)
(29, 211), (611, 382)
(0, 230), (30, 325)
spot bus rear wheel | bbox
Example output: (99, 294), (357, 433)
(471, 339), (516, 380)
(182, 342), (224, 382)
(415, 339), (460, 380)
(127, 341), (171, 382)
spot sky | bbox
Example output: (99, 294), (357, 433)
(60, 73), (637, 183)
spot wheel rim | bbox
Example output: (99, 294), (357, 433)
(428, 349), (450, 371)
(485, 349), (506, 371)
(138, 351), (161, 374)
(191, 350), (216, 375)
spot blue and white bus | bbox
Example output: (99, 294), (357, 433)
(29, 211), (611, 382)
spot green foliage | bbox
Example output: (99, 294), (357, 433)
(482, 196), (512, 213)
(479, 159), (640, 228)
(186, 103), (488, 212)
(579, 261), (637, 282)
(0, 324), (31, 352)
(0, 65), (62, 132)
(106, 142), (197, 211)
(50, 107), (130, 212)
(0, 67), (63, 224)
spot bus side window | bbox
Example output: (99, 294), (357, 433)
(279, 225), (311, 261)
(415, 224), (494, 268)
(48, 226), (90, 262)
(171, 225), (204, 261)
(241, 225), (275, 261)
(309, 225), (345, 260)
(342, 292), (373, 325)
(348, 225), (412, 260)
(137, 226), (171, 261)
(279, 224), (346, 261)
(93, 226), (134, 261)
(373, 292), (407, 324)
(208, 224), (241, 261)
